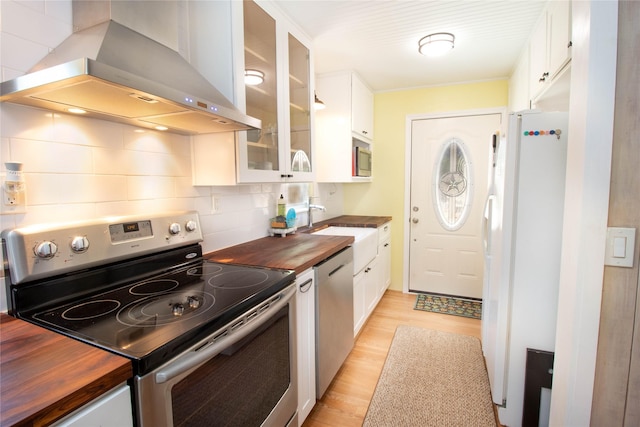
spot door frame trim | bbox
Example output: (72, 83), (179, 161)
(402, 107), (507, 293)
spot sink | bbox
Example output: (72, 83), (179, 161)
(312, 227), (377, 274)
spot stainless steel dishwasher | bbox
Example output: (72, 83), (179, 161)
(314, 246), (354, 398)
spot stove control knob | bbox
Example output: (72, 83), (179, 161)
(187, 296), (201, 309)
(185, 220), (197, 232)
(70, 236), (90, 253)
(172, 303), (185, 316)
(34, 241), (58, 259)
(169, 222), (181, 235)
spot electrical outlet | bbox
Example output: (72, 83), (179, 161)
(1, 185), (26, 214)
(2, 189), (24, 206)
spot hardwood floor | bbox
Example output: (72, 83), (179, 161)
(302, 289), (482, 427)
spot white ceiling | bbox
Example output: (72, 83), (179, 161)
(273, 0), (548, 92)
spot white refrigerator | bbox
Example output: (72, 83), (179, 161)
(481, 111), (569, 426)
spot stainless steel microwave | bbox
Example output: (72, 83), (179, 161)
(353, 147), (372, 177)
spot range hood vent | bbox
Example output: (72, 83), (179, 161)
(0, 20), (260, 135)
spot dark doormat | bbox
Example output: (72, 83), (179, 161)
(414, 293), (482, 320)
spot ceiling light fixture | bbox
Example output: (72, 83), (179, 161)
(418, 32), (455, 57)
(244, 69), (264, 85)
(314, 92), (326, 110)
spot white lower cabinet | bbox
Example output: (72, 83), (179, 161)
(296, 269), (316, 426)
(354, 257), (380, 336)
(353, 267), (366, 336)
(52, 383), (133, 427)
(378, 222), (392, 297)
(363, 257), (380, 317)
(353, 221), (392, 337)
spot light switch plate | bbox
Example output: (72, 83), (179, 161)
(604, 227), (636, 268)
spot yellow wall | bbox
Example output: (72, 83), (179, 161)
(344, 80), (509, 291)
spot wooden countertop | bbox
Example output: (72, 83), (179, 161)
(206, 216), (391, 273)
(0, 314), (132, 427)
(206, 233), (354, 273)
(314, 215), (392, 228)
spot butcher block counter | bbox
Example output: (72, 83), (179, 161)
(314, 215), (392, 229)
(205, 215), (391, 272)
(0, 313), (132, 427)
(206, 233), (354, 273)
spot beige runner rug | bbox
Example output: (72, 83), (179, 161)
(363, 325), (497, 427)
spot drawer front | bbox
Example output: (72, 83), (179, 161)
(378, 222), (391, 245)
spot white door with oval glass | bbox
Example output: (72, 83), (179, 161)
(409, 112), (502, 298)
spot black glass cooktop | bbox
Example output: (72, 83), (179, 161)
(29, 260), (294, 372)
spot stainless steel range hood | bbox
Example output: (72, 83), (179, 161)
(0, 19), (260, 135)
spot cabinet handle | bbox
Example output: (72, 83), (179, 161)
(299, 278), (313, 293)
(567, 41), (573, 48)
(539, 72), (549, 83)
(362, 130), (368, 135)
(384, 243), (389, 247)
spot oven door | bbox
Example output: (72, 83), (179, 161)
(135, 284), (298, 427)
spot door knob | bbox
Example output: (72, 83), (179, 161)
(412, 218), (419, 224)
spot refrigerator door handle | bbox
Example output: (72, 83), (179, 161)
(482, 195), (496, 257)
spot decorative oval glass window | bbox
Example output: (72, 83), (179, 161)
(432, 137), (474, 231)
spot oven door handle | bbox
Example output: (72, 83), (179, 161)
(155, 283), (296, 384)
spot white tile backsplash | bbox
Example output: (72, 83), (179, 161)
(92, 147), (131, 176)
(1, 103), (55, 142)
(0, 32), (50, 75)
(126, 176), (177, 200)
(11, 138), (94, 173)
(124, 129), (190, 155)
(52, 113), (125, 147)
(44, 0), (73, 23)
(1, 0), (71, 48)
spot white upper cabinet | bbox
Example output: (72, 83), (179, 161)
(315, 71), (374, 183)
(351, 73), (374, 142)
(529, 16), (548, 97)
(241, 0), (281, 180)
(192, 0), (314, 185)
(287, 33), (314, 179)
(547, 0), (572, 80)
(529, 1), (572, 101)
(236, 0), (314, 183)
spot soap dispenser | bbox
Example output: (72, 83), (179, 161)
(277, 194), (286, 217)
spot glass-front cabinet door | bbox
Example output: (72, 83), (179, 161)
(287, 33), (312, 178)
(236, 0), (314, 183)
(241, 0), (280, 178)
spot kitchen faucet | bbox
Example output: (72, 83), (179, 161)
(308, 199), (326, 228)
